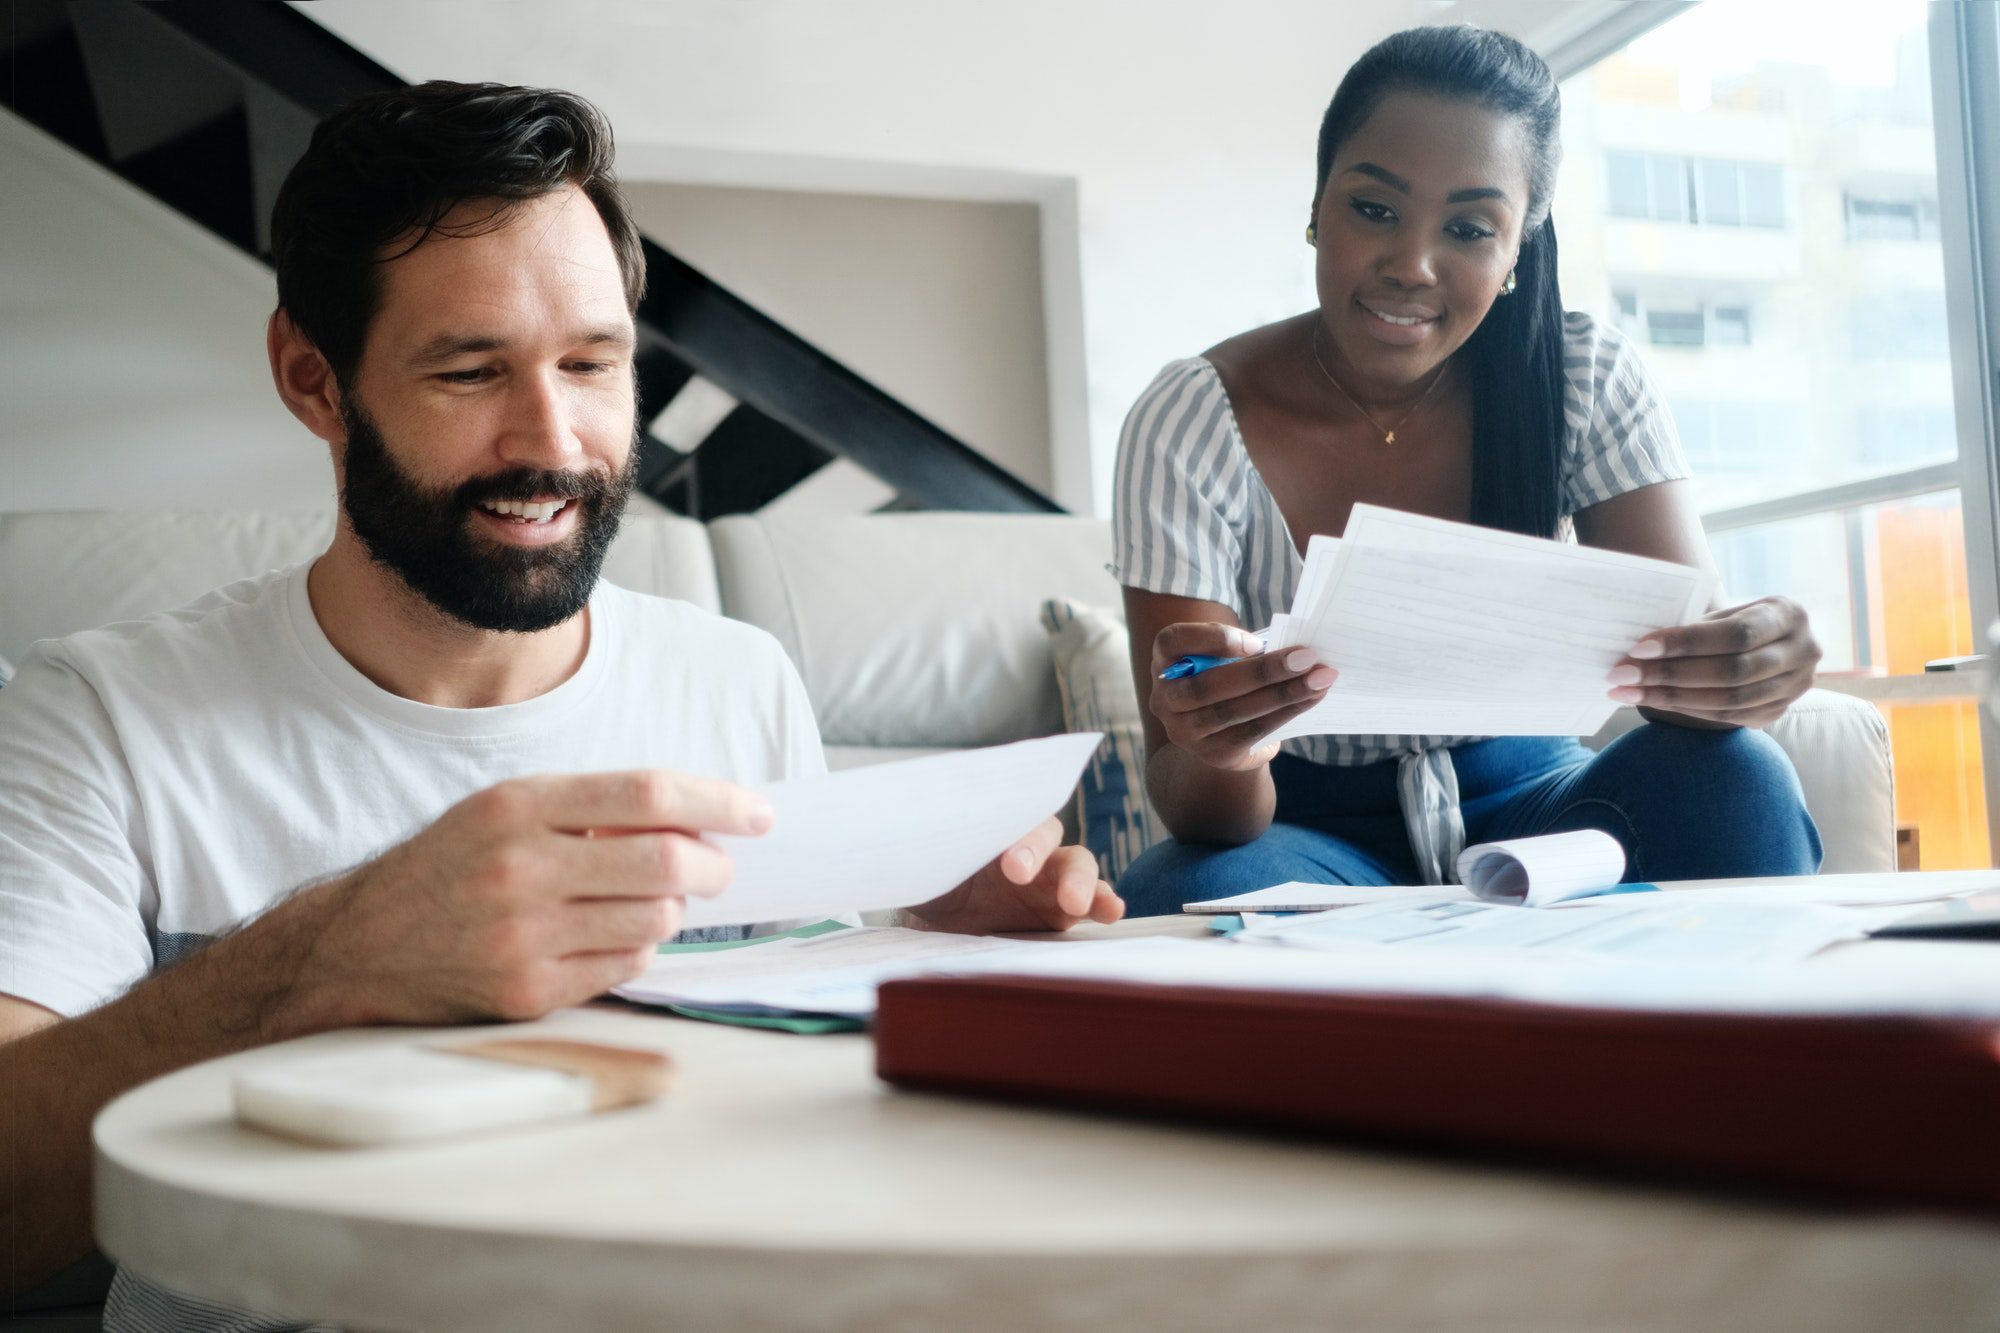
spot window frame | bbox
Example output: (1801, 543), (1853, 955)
(1928, 0), (2000, 846)
(1547, 0), (2000, 851)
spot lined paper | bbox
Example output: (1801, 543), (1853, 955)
(1264, 505), (1715, 739)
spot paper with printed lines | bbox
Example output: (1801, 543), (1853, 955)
(1264, 505), (1714, 739)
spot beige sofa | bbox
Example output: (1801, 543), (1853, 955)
(0, 507), (1896, 872)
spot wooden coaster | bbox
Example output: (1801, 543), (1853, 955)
(444, 1038), (676, 1110)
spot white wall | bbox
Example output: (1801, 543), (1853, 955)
(0, 109), (330, 512)
(624, 183), (1053, 494)
(7, 0), (1599, 518)
(300, 0), (1435, 513)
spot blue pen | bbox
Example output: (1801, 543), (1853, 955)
(1160, 654), (1236, 681)
(1160, 629), (1270, 681)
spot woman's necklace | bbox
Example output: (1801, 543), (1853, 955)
(1309, 321), (1450, 446)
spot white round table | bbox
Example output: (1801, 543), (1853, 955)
(95, 924), (2000, 1331)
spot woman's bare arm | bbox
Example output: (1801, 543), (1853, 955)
(1121, 587), (1332, 845)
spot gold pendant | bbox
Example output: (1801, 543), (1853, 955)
(1383, 431), (1396, 445)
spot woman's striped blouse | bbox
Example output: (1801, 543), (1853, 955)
(1111, 311), (1692, 883)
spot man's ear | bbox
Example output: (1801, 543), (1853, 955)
(267, 310), (346, 447)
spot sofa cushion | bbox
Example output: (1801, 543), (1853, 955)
(0, 506), (719, 667)
(1041, 597), (1164, 881)
(0, 509), (336, 668)
(711, 512), (1121, 750)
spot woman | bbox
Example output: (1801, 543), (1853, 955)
(1113, 25), (1823, 915)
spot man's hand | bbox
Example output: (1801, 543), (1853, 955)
(1610, 596), (1821, 729)
(903, 817), (1123, 935)
(302, 770), (773, 1027)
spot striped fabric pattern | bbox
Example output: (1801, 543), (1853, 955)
(1110, 312), (1689, 882)
(1040, 598), (1165, 880)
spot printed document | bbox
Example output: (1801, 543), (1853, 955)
(1187, 875), (1998, 916)
(1186, 830), (1632, 913)
(1239, 894), (1863, 966)
(617, 926), (1067, 1018)
(681, 732), (1100, 929)
(1261, 505), (1715, 739)
(918, 933), (2000, 1020)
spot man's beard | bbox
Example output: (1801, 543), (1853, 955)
(337, 394), (637, 634)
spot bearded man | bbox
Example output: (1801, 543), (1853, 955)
(0, 81), (1118, 1328)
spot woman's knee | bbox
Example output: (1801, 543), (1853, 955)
(1600, 722), (1802, 800)
(1116, 825), (1396, 917)
(1118, 838), (1264, 918)
(1587, 723), (1820, 876)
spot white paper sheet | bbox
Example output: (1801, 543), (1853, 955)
(1263, 505), (1714, 739)
(681, 732), (1101, 929)
(1455, 830), (1630, 907)
(919, 932), (2000, 1020)
(616, 926), (1065, 1017)
(1184, 883), (1474, 914)
(1236, 894), (1862, 966)
(1185, 864), (1995, 919)
(1597, 869), (2000, 907)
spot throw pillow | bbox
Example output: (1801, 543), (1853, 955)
(1039, 598), (1166, 882)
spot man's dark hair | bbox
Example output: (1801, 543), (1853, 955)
(270, 81), (647, 386)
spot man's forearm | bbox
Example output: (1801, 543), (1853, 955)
(0, 879), (358, 1295)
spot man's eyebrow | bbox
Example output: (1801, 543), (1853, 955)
(409, 334), (504, 367)
(575, 326), (636, 351)
(407, 327), (635, 367)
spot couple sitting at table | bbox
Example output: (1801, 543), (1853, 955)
(0, 24), (1819, 1327)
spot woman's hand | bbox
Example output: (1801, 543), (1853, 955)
(1609, 596), (1820, 729)
(904, 817), (1122, 934)
(1149, 623), (1336, 770)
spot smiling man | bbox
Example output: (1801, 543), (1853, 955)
(0, 82), (1118, 1327)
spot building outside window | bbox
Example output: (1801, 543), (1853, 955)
(1555, 0), (1984, 868)
(1605, 150), (1786, 228)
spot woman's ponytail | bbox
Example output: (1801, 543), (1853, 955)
(1465, 216), (1565, 539)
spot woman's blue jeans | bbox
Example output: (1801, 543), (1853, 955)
(1117, 725), (1823, 918)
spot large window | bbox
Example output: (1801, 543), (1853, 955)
(1605, 151), (1785, 228)
(1554, 0), (1988, 867)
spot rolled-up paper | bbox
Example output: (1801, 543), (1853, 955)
(1455, 829), (1641, 907)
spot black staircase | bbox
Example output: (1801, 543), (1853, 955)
(2, 0), (1064, 517)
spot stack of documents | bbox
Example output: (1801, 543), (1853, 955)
(1231, 895), (1863, 967)
(621, 831), (2000, 1026)
(617, 924), (1072, 1021)
(913, 927), (2000, 1021)
(1180, 831), (1994, 968)
(1257, 505), (1715, 739)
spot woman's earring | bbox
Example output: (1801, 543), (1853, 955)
(1501, 268), (1517, 296)
(1306, 224), (1317, 247)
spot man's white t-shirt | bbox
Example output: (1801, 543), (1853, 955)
(0, 561), (827, 1018)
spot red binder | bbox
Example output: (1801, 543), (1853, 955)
(874, 974), (2000, 1208)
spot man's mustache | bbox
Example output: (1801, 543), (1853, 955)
(454, 468), (619, 506)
